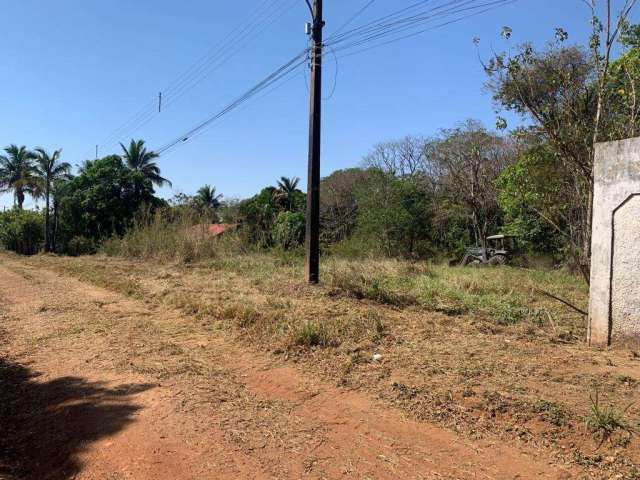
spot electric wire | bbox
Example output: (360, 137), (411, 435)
(156, 49), (309, 155)
(331, 0), (517, 60)
(326, 0), (507, 51)
(97, 0), (282, 149)
(92, 0), (298, 157)
(329, 0), (377, 38)
(151, 0), (517, 158)
(100, 0), (295, 152)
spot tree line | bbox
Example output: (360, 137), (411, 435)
(2, 13), (639, 284)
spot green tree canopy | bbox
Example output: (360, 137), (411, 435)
(0, 145), (38, 209)
(34, 148), (71, 251)
(195, 185), (223, 210)
(354, 170), (434, 259)
(56, 155), (163, 246)
(120, 139), (171, 188)
(274, 176), (301, 211)
(497, 143), (569, 255)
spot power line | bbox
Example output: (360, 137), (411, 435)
(152, 0), (517, 158)
(91, 0), (298, 157)
(326, 0), (511, 51)
(175, 67), (305, 150)
(101, 0), (296, 152)
(97, 0), (282, 148)
(331, 0), (517, 60)
(329, 0), (377, 38)
(156, 49), (309, 155)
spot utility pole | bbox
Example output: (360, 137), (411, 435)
(305, 0), (324, 284)
(95, 145), (99, 160)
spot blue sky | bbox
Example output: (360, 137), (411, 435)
(1, 0), (635, 208)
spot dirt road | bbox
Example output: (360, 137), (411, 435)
(0, 254), (575, 479)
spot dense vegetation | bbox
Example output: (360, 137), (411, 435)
(2, 19), (640, 283)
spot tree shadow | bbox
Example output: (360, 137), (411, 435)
(0, 357), (155, 480)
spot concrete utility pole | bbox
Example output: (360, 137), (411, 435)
(304, 0), (324, 283)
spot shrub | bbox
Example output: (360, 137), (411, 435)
(101, 207), (247, 263)
(291, 321), (331, 347)
(66, 236), (97, 256)
(0, 209), (43, 255)
(273, 211), (305, 250)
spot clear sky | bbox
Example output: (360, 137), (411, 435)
(1, 0), (635, 208)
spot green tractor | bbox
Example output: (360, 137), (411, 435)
(460, 234), (517, 267)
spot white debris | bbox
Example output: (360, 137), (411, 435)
(372, 353), (383, 362)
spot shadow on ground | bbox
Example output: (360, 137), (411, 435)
(0, 357), (154, 480)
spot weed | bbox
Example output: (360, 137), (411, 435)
(100, 207), (248, 264)
(534, 399), (570, 426)
(326, 263), (418, 307)
(291, 321), (330, 347)
(222, 304), (262, 328)
(585, 390), (635, 445)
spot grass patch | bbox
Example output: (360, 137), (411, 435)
(325, 259), (587, 336)
(586, 390), (636, 445)
(291, 321), (332, 347)
(327, 262), (418, 306)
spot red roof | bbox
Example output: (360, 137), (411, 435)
(208, 224), (232, 236)
(192, 224), (237, 236)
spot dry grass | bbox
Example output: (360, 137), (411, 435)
(326, 257), (587, 338)
(100, 209), (249, 263)
(11, 250), (640, 479)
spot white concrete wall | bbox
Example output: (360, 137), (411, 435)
(612, 195), (640, 338)
(589, 138), (640, 345)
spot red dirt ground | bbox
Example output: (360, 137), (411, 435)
(0, 255), (580, 479)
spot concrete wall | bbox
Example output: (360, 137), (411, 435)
(612, 195), (640, 338)
(589, 137), (640, 345)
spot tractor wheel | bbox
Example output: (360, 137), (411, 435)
(488, 255), (507, 266)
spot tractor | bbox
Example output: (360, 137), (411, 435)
(460, 234), (517, 267)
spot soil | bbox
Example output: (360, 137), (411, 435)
(0, 253), (582, 480)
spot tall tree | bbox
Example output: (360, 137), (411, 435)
(195, 185), (223, 222)
(320, 168), (371, 244)
(430, 120), (513, 248)
(120, 139), (171, 188)
(0, 145), (38, 209)
(363, 136), (432, 179)
(484, 3), (638, 282)
(34, 148), (72, 252)
(195, 185), (223, 210)
(56, 155), (162, 244)
(275, 176), (300, 210)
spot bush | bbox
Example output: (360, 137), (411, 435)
(66, 236), (97, 256)
(101, 207), (247, 263)
(273, 211), (305, 250)
(0, 209), (43, 255)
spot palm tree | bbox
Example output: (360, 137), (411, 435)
(195, 185), (223, 222)
(0, 145), (38, 209)
(275, 176), (300, 210)
(120, 139), (171, 188)
(50, 177), (71, 253)
(34, 148), (72, 252)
